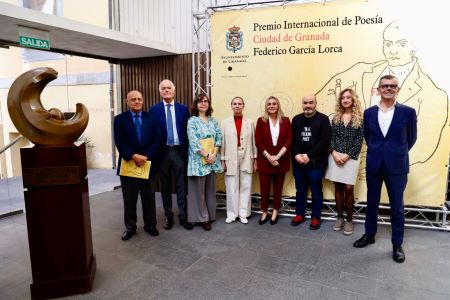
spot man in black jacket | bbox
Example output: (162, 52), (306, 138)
(290, 94), (331, 230)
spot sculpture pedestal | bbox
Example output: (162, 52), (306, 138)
(21, 142), (96, 299)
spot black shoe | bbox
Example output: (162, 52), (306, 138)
(393, 245), (405, 263)
(270, 215), (279, 225)
(146, 226), (159, 236)
(180, 219), (194, 230)
(258, 213), (269, 225)
(164, 217), (174, 230)
(121, 231), (135, 241)
(353, 234), (375, 248)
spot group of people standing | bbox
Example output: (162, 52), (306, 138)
(114, 74), (416, 264)
(246, 90), (362, 235)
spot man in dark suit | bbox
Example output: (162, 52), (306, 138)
(150, 79), (193, 230)
(353, 75), (417, 263)
(114, 90), (162, 240)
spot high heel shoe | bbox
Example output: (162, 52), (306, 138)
(259, 213), (269, 225)
(270, 214), (279, 225)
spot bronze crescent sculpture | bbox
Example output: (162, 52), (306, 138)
(7, 67), (89, 146)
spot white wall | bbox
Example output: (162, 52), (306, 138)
(115, 0), (317, 54)
(117, 0), (194, 54)
(0, 0), (115, 178)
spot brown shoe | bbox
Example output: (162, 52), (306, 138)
(343, 221), (354, 235)
(333, 217), (345, 231)
(202, 221), (211, 231)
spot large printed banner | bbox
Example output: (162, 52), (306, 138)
(211, 0), (450, 207)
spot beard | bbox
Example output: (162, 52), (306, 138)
(304, 109), (316, 117)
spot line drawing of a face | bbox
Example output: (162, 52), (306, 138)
(383, 21), (416, 67)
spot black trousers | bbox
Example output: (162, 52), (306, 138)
(120, 175), (157, 232)
(159, 148), (187, 220)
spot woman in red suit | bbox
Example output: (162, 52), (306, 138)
(255, 96), (292, 225)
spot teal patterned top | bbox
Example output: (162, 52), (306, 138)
(187, 116), (223, 176)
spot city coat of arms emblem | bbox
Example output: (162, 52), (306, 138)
(226, 25), (243, 53)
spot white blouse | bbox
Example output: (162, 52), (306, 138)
(269, 118), (279, 146)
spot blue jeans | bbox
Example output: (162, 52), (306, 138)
(293, 166), (325, 219)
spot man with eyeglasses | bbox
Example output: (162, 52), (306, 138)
(353, 75), (417, 263)
(315, 21), (447, 168)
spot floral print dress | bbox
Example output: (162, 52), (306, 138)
(187, 116), (223, 176)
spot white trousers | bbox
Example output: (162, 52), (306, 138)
(225, 159), (253, 219)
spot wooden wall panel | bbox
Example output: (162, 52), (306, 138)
(119, 54), (194, 112)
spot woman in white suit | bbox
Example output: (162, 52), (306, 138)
(221, 96), (257, 224)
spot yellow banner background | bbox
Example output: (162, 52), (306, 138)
(211, 0), (450, 207)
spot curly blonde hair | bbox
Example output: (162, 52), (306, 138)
(332, 88), (363, 128)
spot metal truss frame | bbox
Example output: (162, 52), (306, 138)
(192, 0), (211, 99)
(192, 0), (450, 231)
(216, 192), (450, 231)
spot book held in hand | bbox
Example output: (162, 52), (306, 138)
(119, 159), (151, 179)
(199, 137), (214, 164)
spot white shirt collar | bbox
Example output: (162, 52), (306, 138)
(377, 100), (397, 112)
(163, 99), (175, 106)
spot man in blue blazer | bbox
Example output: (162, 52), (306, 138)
(114, 90), (162, 240)
(150, 79), (193, 230)
(354, 75), (417, 263)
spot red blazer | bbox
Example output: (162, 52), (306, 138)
(255, 116), (292, 173)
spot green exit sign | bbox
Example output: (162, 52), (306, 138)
(19, 36), (50, 50)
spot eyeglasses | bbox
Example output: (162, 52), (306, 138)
(380, 84), (398, 89)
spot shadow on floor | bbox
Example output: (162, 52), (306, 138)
(1, 186), (450, 299)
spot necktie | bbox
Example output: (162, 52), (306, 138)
(134, 115), (142, 143)
(166, 104), (174, 146)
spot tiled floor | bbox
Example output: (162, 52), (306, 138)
(1, 174), (450, 299)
